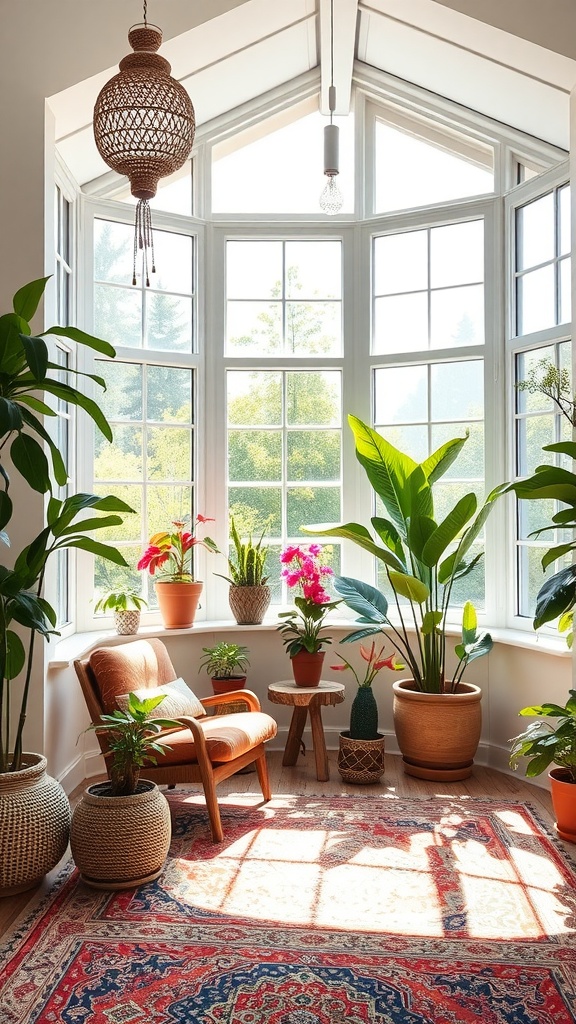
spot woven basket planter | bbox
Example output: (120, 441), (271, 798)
(71, 780), (171, 889)
(338, 732), (386, 785)
(0, 753), (71, 897)
(228, 585), (271, 625)
(392, 678), (482, 781)
(113, 609), (141, 635)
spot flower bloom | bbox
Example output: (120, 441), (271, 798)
(138, 515), (218, 580)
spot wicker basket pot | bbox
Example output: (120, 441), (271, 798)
(0, 753), (71, 897)
(71, 780), (171, 889)
(228, 585), (271, 625)
(338, 732), (386, 784)
(113, 609), (141, 635)
(392, 678), (482, 781)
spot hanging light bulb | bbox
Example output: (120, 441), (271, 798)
(320, 88), (343, 215)
(319, 2), (343, 215)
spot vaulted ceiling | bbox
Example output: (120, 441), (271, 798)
(48, 0), (576, 189)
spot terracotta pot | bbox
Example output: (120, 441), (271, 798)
(392, 678), (482, 781)
(211, 675), (247, 695)
(71, 780), (171, 889)
(338, 732), (386, 784)
(0, 753), (71, 897)
(229, 585), (271, 625)
(155, 580), (203, 628)
(290, 650), (325, 687)
(549, 767), (576, 844)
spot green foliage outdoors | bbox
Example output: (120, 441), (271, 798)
(86, 692), (181, 796)
(509, 689), (576, 782)
(305, 415), (502, 693)
(217, 516), (270, 586)
(198, 642), (250, 679)
(0, 277), (134, 772)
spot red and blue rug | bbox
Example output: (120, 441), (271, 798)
(1, 794), (576, 1023)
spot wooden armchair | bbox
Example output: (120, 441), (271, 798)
(74, 638), (277, 843)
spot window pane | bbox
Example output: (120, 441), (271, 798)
(229, 486), (282, 534)
(95, 424), (142, 481)
(288, 487), (341, 535)
(287, 371), (341, 425)
(100, 362), (143, 420)
(146, 293), (192, 352)
(147, 426), (192, 481)
(147, 366), (192, 421)
(375, 121), (493, 214)
(285, 241), (342, 298)
(517, 193), (554, 271)
(560, 257), (571, 324)
(559, 185), (570, 256)
(94, 220), (133, 283)
(430, 361), (483, 421)
(517, 265), (555, 335)
(150, 231), (192, 293)
(373, 293), (428, 354)
(94, 284), (141, 348)
(430, 285), (484, 348)
(228, 430), (282, 481)
(430, 221), (484, 288)
(227, 241), (282, 298)
(288, 431), (341, 480)
(431, 422), (484, 479)
(374, 231), (427, 294)
(285, 301), (341, 355)
(227, 371), (282, 425)
(374, 365), (428, 424)
(227, 301), (282, 354)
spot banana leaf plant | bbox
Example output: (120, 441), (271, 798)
(506, 439), (576, 644)
(305, 415), (503, 693)
(0, 277), (133, 773)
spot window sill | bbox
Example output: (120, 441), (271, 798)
(48, 617), (571, 668)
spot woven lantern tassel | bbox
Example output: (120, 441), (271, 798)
(94, 20), (195, 285)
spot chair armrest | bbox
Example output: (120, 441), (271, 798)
(200, 689), (262, 713)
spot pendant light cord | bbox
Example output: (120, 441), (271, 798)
(329, 0), (335, 124)
(143, 0), (148, 26)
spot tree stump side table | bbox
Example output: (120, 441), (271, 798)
(268, 680), (345, 782)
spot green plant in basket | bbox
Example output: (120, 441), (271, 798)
(217, 516), (269, 586)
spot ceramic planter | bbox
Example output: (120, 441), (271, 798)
(0, 754), (71, 897)
(549, 767), (576, 844)
(338, 732), (386, 784)
(392, 678), (482, 781)
(228, 585), (271, 625)
(290, 650), (325, 687)
(155, 580), (203, 628)
(71, 780), (172, 889)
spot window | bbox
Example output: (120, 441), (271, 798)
(54, 185), (73, 627)
(79, 77), (567, 632)
(509, 174), (571, 623)
(90, 219), (197, 612)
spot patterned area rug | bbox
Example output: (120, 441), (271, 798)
(1, 794), (576, 1023)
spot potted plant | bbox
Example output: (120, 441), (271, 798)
(199, 641), (250, 695)
(217, 516), (271, 624)
(138, 515), (219, 628)
(276, 544), (340, 687)
(0, 277), (133, 896)
(509, 690), (576, 843)
(94, 589), (148, 635)
(71, 692), (182, 888)
(331, 641), (403, 784)
(305, 415), (501, 779)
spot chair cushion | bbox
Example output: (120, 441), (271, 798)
(158, 712), (277, 765)
(115, 677), (206, 720)
(90, 639), (178, 713)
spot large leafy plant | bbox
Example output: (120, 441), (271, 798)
(0, 277), (133, 773)
(306, 415), (501, 693)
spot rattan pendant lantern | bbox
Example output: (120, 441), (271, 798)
(93, 2), (195, 285)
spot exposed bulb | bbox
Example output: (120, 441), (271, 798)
(319, 174), (343, 215)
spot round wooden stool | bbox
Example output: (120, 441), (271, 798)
(268, 680), (345, 782)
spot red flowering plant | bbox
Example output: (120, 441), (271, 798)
(137, 515), (219, 583)
(331, 641), (404, 740)
(276, 544), (340, 656)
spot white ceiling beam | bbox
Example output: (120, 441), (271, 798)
(319, 0), (358, 114)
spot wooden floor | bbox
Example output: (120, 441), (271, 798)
(0, 751), (563, 940)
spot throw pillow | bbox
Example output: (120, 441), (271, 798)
(116, 677), (206, 719)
